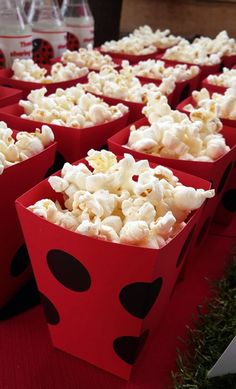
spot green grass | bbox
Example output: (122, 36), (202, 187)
(172, 249), (236, 389)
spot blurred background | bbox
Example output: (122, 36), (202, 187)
(58, 0), (236, 45)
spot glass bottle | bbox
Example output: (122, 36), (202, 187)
(61, 0), (94, 50)
(0, 0), (32, 68)
(28, 0), (67, 64)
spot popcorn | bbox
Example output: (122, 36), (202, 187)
(163, 31), (236, 65)
(19, 85), (129, 128)
(132, 25), (182, 50)
(207, 67), (236, 88)
(0, 122), (54, 174)
(126, 94), (230, 161)
(163, 39), (221, 65)
(29, 150), (215, 248)
(192, 30), (236, 57)
(123, 59), (199, 82)
(12, 59), (88, 83)
(185, 87), (236, 121)
(84, 65), (176, 103)
(101, 36), (157, 56)
(62, 48), (117, 70)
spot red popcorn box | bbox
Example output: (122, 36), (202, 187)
(108, 119), (236, 252)
(0, 131), (57, 308)
(50, 56), (122, 70)
(90, 88), (173, 125)
(177, 96), (236, 128)
(0, 86), (23, 108)
(0, 104), (130, 163)
(137, 71), (200, 108)
(222, 55), (236, 68)
(201, 76), (227, 94)
(0, 68), (88, 99)
(15, 157), (209, 379)
(157, 55), (221, 83)
(99, 49), (159, 65)
(214, 160), (236, 226)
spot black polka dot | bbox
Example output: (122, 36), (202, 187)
(113, 330), (149, 365)
(217, 163), (233, 194)
(176, 225), (196, 268)
(10, 244), (30, 277)
(44, 151), (66, 178)
(40, 292), (60, 325)
(222, 189), (236, 212)
(47, 249), (91, 292)
(119, 277), (163, 319)
(196, 217), (211, 247)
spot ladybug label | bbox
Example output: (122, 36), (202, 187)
(32, 30), (67, 64)
(66, 24), (94, 49)
(0, 35), (32, 67)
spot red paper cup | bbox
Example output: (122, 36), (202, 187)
(89, 88), (174, 124)
(15, 156), (209, 379)
(50, 55), (122, 70)
(138, 70), (200, 108)
(108, 118), (236, 261)
(214, 160), (236, 226)
(201, 76), (227, 94)
(0, 129), (57, 308)
(0, 86), (23, 108)
(99, 49), (159, 65)
(177, 96), (236, 128)
(0, 103), (130, 163)
(222, 55), (236, 69)
(0, 68), (88, 99)
(157, 56), (221, 83)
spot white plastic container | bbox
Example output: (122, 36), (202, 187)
(61, 0), (94, 50)
(28, 0), (67, 64)
(0, 0), (32, 68)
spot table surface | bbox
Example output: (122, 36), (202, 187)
(0, 219), (235, 389)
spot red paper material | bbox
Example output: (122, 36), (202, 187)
(108, 119), (236, 258)
(15, 156), (210, 380)
(222, 55), (236, 68)
(90, 87), (173, 125)
(137, 72), (200, 108)
(177, 95), (236, 128)
(0, 68), (88, 99)
(0, 129), (57, 308)
(214, 162), (236, 226)
(0, 86), (23, 108)
(201, 76), (227, 94)
(0, 104), (129, 163)
(156, 55), (221, 83)
(50, 56), (122, 70)
(99, 49), (159, 65)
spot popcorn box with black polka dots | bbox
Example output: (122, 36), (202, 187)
(0, 68), (88, 99)
(0, 103), (130, 164)
(0, 131), (57, 308)
(15, 158), (210, 379)
(108, 118), (236, 271)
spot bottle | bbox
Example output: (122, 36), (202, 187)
(61, 0), (94, 51)
(21, 1), (31, 17)
(28, 0), (67, 64)
(0, 0), (32, 68)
